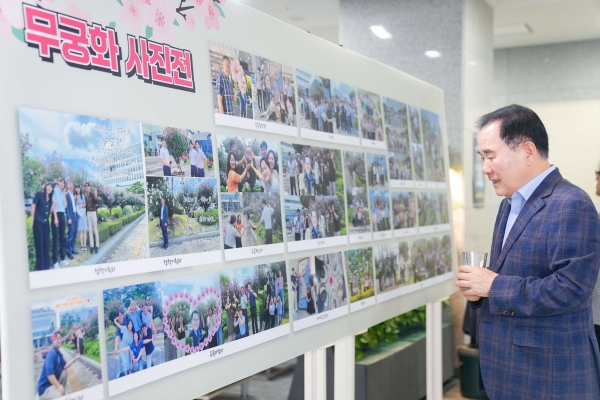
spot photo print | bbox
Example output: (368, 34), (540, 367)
(209, 42), (297, 136)
(292, 252), (349, 331)
(217, 134), (284, 259)
(374, 242), (411, 302)
(391, 191), (418, 237)
(411, 235), (453, 283)
(357, 89), (385, 148)
(366, 153), (392, 239)
(145, 176), (220, 259)
(282, 142), (347, 252)
(142, 124), (215, 178)
(32, 293), (102, 400)
(408, 105), (426, 186)
(343, 151), (372, 243)
(220, 262), (289, 345)
(344, 247), (376, 312)
(296, 70), (358, 144)
(421, 109), (446, 187)
(19, 108), (148, 288)
(417, 192), (450, 234)
(383, 97), (413, 188)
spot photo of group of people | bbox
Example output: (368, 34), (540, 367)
(296, 70), (359, 143)
(417, 192), (450, 229)
(282, 143), (346, 248)
(411, 235), (453, 281)
(217, 135), (283, 255)
(20, 108), (148, 278)
(374, 242), (411, 296)
(142, 125), (215, 178)
(391, 191), (417, 233)
(343, 151), (371, 238)
(357, 89), (385, 145)
(369, 190), (391, 234)
(209, 43), (296, 130)
(220, 262), (289, 343)
(32, 293), (102, 399)
(383, 97), (413, 185)
(421, 109), (446, 184)
(344, 248), (375, 307)
(292, 252), (348, 329)
(103, 264), (289, 393)
(145, 177), (220, 257)
(407, 105), (426, 182)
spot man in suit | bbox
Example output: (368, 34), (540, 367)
(160, 197), (169, 249)
(456, 104), (600, 399)
(65, 181), (78, 260)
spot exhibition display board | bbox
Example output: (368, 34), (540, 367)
(0, 1), (456, 399)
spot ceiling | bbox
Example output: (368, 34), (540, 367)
(236, 0), (600, 49)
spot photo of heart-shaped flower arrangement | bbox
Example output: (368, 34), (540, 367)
(162, 287), (222, 354)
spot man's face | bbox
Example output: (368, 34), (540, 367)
(261, 146), (268, 158)
(52, 333), (62, 349)
(195, 142), (199, 150)
(117, 313), (124, 324)
(58, 180), (64, 189)
(595, 173), (600, 197)
(162, 140), (167, 148)
(143, 305), (148, 313)
(161, 198), (165, 205)
(68, 182), (73, 192)
(223, 58), (231, 76)
(477, 122), (528, 198)
(129, 302), (136, 312)
(85, 185), (90, 193)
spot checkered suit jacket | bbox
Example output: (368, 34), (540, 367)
(471, 168), (600, 399)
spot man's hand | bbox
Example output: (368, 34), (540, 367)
(58, 384), (66, 396)
(455, 265), (498, 301)
(68, 219), (72, 225)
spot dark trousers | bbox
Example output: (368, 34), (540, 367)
(595, 325), (600, 348)
(257, 89), (263, 109)
(290, 176), (296, 195)
(265, 228), (272, 244)
(250, 306), (258, 334)
(197, 168), (205, 177)
(33, 222), (51, 270)
(295, 232), (301, 241)
(66, 214), (78, 255)
(242, 309), (248, 332)
(191, 165), (197, 177)
(160, 221), (168, 246)
(52, 212), (66, 263)
(163, 165), (172, 176)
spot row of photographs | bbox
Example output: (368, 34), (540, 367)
(31, 239), (452, 399)
(21, 107), (451, 289)
(209, 42), (446, 186)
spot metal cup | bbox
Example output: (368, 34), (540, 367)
(462, 252), (488, 269)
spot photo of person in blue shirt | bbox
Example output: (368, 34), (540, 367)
(37, 331), (81, 400)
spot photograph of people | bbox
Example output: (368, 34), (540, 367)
(407, 105), (426, 181)
(411, 236), (451, 281)
(209, 43), (253, 119)
(143, 125), (215, 178)
(146, 177), (219, 257)
(252, 58), (297, 127)
(32, 293), (102, 399)
(293, 252), (348, 322)
(282, 143), (344, 196)
(369, 190), (391, 233)
(343, 151), (371, 235)
(391, 192), (417, 230)
(296, 69), (333, 134)
(421, 109), (446, 183)
(383, 97), (413, 182)
(357, 89), (384, 142)
(344, 248), (375, 303)
(330, 80), (359, 137)
(219, 262), (288, 343)
(366, 153), (389, 190)
(374, 243), (408, 294)
(20, 108), (148, 273)
(417, 192), (449, 227)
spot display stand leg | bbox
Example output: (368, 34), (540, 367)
(304, 347), (327, 400)
(334, 335), (355, 400)
(426, 300), (443, 400)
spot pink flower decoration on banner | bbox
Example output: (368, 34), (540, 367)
(163, 317), (168, 325)
(163, 309), (167, 316)
(197, 294), (202, 300)
(199, 343), (204, 350)
(328, 274), (335, 287)
(175, 292), (180, 299)
(120, 0), (145, 35)
(193, 0), (209, 18)
(230, 58), (244, 84)
(218, 300), (222, 307)
(69, 3), (92, 24)
(169, 294), (174, 301)
(203, 2), (220, 30)
(185, 11), (195, 30)
(171, 337), (177, 345)
(217, 316), (222, 324)
(167, 330), (173, 339)
(203, 338), (209, 346)
(192, 300), (197, 307)
(185, 344), (191, 352)
(143, 0), (176, 43)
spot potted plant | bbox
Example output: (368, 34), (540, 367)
(163, 128), (189, 176)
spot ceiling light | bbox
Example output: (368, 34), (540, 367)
(425, 50), (441, 58)
(494, 24), (532, 36)
(370, 25), (392, 39)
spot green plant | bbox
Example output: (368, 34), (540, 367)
(26, 216), (36, 271)
(173, 206), (184, 215)
(97, 209), (110, 221)
(110, 206), (123, 219)
(123, 205), (134, 215)
(197, 209), (218, 226)
(163, 127), (189, 173)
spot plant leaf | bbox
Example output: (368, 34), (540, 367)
(213, 2), (225, 18)
(146, 25), (153, 39)
(108, 22), (116, 29)
(12, 27), (24, 42)
(116, 0), (123, 5)
(173, 19), (180, 26)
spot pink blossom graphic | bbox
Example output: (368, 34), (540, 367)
(163, 317), (168, 325)
(199, 343), (204, 350)
(169, 294), (174, 301)
(193, 0), (209, 18)
(0, 7), (11, 39)
(197, 294), (202, 300)
(143, 0), (176, 43)
(203, 2), (220, 30)
(175, 292), (180, 299)
(119, 0), (145, 35)
(203, 338), (209, 346)
(185, 11), (195, 30)
(163, 309), (167, 317)
(185, 344), (191, 352)
(171, 337), (177, 345)
(328, 274), (335, 287)
(167, 330), (173, 339)
(230, 58), (244, 84)
(69, 3), (92, 24)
